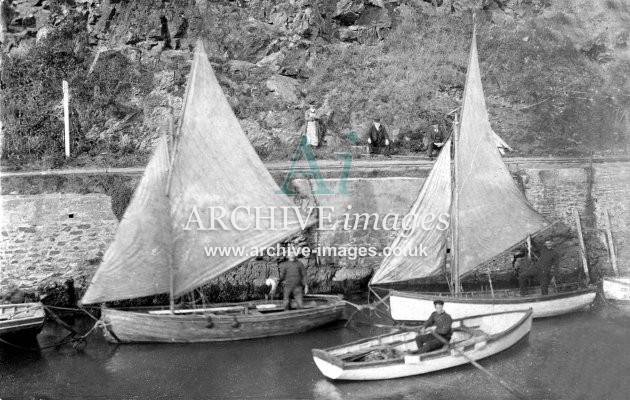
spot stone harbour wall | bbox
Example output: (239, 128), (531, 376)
(292, 177), (425, 282)
(0, 194), (117, 295)
(592, 162), (630, 277)
(1, 160), (628, 299)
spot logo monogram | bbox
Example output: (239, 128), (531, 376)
(276, 132), (358, 195)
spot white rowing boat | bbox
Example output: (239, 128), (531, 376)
(312, 309), (532, 381)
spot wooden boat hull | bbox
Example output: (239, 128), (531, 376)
(0, 302), (45, 338)
(312, 309), (533, 380)
(101, 295), (345, 343)
(603, 277), (630, 302)
(388, 287), (596, 321)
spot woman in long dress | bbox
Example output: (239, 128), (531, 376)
(305, 106), (319, 147)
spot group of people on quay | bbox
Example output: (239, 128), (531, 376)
(303, 105), (451, 158)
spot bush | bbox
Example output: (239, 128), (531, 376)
(1, 6), (153, 169)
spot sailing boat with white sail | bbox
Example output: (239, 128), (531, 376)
(370, 28), (596, 321)
(80, 40), (343, 343)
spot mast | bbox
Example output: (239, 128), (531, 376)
(452, 112), (461, 294)
(167, 109), (176, 314)
(165, 46), (196, 196)
(164, 41), (199, 313)
(452, 16), (479, 295)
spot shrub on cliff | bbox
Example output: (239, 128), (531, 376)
(1, 5), (153, 170)
(1, 10), (89, 168)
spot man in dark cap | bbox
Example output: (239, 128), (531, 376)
(278, 249), (308, 310)
(414, 299), (453, 353)
(427, 123), (446, 160)
(518, 239), (560, 296)
(366, 117), (390, 155)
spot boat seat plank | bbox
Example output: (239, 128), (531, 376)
(341, 338), (418, 361)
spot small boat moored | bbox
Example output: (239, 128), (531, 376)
(79, 40), (346, 343)
(389, 286), (596, 321)
(369, 25), (596, 320)
(0, 302), (45, 340)
(312, 309), (532, 381)
(100, 295), (344, 343)
(603, 277), (630, 304)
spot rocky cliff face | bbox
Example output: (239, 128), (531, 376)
(1, 0), (629, 169)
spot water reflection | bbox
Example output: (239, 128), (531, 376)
(1, 307), (629, 399)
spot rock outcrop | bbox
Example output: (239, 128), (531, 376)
(2, 0), (629, 166)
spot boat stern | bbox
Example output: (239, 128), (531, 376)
(312, 349), (344, 380)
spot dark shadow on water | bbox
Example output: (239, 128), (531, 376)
(2, 307), (629, 399)
(0, 335), (43, 363)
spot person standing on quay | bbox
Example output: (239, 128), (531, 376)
(305, 105), (320, 147)
(367, 117), (390, 155)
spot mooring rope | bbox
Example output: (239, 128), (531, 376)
(43, 304), (100, 322)
(0, 305), (105, 352)
(340, 293), (393, 327)
(0, 318), (104, 352)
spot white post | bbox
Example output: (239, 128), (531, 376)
(63, 80), (70, 158)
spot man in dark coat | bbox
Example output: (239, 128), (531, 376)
(518, 239), (560, 295)
(427, 124), (446, 160)
(366, 117), (390, 155)
(415, 299), (453, 353)
(278, 251), (308, 310)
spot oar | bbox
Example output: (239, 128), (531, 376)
(429, 330), (526, 400)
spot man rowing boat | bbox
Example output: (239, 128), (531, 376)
(415, 299), (453, 352)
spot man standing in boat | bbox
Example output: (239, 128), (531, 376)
(278, 248), (308, 311)
(518, 239), (560, 296)
(415, 299), (453, 352)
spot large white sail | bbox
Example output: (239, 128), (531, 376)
(370, 140), (451, 285)
(82, 41), (309, 303)
(82, 136), (172, 303)
(454, 32), (550, 278)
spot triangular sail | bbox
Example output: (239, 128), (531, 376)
(82, 41), (309, 303)
(167, 41), (307, 296)
(454, 32), (550, 278)
(82, 136), (173, 304)
(370, 140), (452, 285)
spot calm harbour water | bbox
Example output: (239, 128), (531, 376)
(1, 305), (629, 400)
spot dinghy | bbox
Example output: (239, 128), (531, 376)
(370, 25), (596, 320)
(0, 302), (45, 339)
(312, 309), (532, 381)
(80, 41), (344, 343)
(603, 277), (630, 305)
